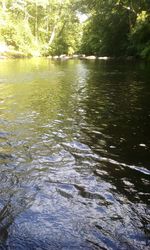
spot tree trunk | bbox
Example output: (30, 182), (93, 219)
(48, 25), (57, 45)
(48, 1), (63, 46)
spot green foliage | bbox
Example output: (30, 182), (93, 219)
(0, 0), (81, 56)
(79, 0), (150, 59)
(129, 11), (150, 59)
(80, 2), (128, 56)
(0, 0), (150, 59)
(50, 19), (81, 55)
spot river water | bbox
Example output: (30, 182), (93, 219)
(0, 58), (149, 250)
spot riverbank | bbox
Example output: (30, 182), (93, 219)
(0, 50), (27, 59)
(0, 43), (30, 59)
(0, 44), (137, 61)
(0, 49), (146, 62)
(47, 54), (139, 62)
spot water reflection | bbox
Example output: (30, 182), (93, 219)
(0, 59), (150, 249)
(0, 130), (37, 247)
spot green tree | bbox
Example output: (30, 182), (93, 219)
(0, 0), (150, 58)
(79, 0), (150, 58)
(0, 0), (81, 56)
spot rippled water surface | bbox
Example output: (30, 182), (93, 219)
(0, 58), (150, 249)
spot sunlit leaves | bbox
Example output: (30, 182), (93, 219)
(0, 0), (81, 55)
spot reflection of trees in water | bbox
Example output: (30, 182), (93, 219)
(77, 62), (150, 202)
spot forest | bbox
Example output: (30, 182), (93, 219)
(0, 0), (150, 59)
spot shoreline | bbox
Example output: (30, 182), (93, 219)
(0, 51), (148, 62)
